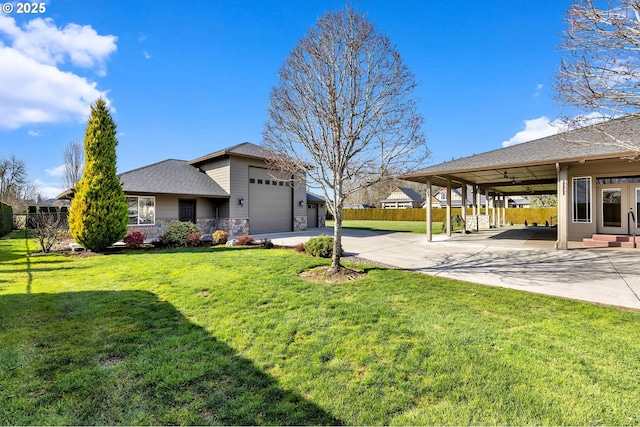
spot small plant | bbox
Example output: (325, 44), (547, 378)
(545, 220), (549, 227)
(162, 221), (200, 247)
(509, 220), (514, 226)
(524, 220), (528, 227)
(123, 231), (145, 248)
(186, 232), (201, 247)
(236, 235), (254, 246)
(294, 242), (305, 253)
(262, 237), (274, 249)
(213, 229), (229, 245)
(305, 234), (342, 258)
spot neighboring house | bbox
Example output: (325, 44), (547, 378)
(344, 203), (374, 209)
(431, 186), (487, 208)
(400, 114), (640, 248)
(380, 187), (425, 208)
(508, 197), (531, 208)
(58, 142), (325, 240)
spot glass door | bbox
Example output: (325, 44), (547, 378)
(599, 187), (626, 234)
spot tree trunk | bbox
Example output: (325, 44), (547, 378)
(331, 205), (343, 270)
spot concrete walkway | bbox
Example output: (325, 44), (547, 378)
(256, 227), (640, 310)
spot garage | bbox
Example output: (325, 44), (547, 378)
(248, 166), (292, 234)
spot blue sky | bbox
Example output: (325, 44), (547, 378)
(0, 0), (573, 198)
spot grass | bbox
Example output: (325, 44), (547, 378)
(327, 219), (445, 234)
(2, 230), (640, 425)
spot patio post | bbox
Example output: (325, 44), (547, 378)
(446, 178), (452, 237)
(492, 195), (497, 227)
(484, 188), (489, 216)
(472, 185), (477, 216)
(425, 177), (432, 242)
(502, 196), (507, 226)
(556, 163), (569, 250)
(461, 182), (467, 228)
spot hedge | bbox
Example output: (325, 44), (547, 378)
(342, 207), (558, 225)
(0, 202), (12, 237)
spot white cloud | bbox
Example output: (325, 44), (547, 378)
(143, 50), (151, 59)
(33, 179), (64, 199)
(501, 112), (615, 147)
(0, 15), (117, 130)
(45, 164), (66, 177)
(502, 116), (563, 147)
(28, 129), (41, 136)
(533, 83), (543, 97)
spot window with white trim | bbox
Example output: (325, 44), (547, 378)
(127, 196), (155, 225)
(572, 177), (591, 223)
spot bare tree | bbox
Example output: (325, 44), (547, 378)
(32, 209), (66, 253)
(62, 139), (84, 190)
(555, 0), (640, 156)
(263, 6), (429, 271)
(0, 155), (28, 204)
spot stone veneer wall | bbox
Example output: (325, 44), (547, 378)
(128, 218), (218, 242)
(318, 215), (326, 228)
(465, 214), (490, 232)
(294, 216), (307, 232)
(217, 218), (249, 237)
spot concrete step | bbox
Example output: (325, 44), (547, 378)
(591, 234), (640, 243)
(583, 237), (639, 248)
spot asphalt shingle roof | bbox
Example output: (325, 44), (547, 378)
(381, 187), (425, 202)
(189, 142), (267, 165)
(403, 115), (639, 178)
(119, 159), (229, 197)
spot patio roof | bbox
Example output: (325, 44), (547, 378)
(400, 115), (638, 195)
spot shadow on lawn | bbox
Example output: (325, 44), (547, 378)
(0, 291), (341, 426)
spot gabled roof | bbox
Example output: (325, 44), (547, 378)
(381, 186), (425, 203)
(400, 115), (639, 195)
(189, 142), (267, 165)
(120, 159), (229, 197)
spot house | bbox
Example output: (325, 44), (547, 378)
(59, 142), (326, 240)
(380, 187), (425, 208)
(400, 114), (640, 249)
(431, 186), (517, 208)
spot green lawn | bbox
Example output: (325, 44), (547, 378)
(327, 219), (444, 234)
(2, 231), (640, 425)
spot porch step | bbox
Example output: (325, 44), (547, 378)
(583, 234), (640, 248)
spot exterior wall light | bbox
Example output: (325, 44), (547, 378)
(299, 200), (305, 207)
(239, 197), (244, 207)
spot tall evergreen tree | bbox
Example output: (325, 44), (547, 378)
(69, 98), (128, 251)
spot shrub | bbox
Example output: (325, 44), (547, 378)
(123, 231), (145, 248)
(213, 229), (229, 245)
(236, 235), (254, 246)
(262, 237), (274, 249)
(305, 234), (342, 258)
(162, 221), (200, 247)
(186, 232), (201, 247)
(524, 220), (528, 227)
(294, 242), (305, 253)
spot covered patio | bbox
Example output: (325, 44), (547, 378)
(400, 115), (640, 249)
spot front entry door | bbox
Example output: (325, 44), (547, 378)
(597, 184), (640, 235)
(179, 199), (196, 223)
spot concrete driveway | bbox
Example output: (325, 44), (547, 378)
(257, 227), (640, 310)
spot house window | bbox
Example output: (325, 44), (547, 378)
(279, 182), (284, 186)
(572, 177), (591, 223)
(265, 180), (270, 185)
(257, 179), (263, 184)
(250, 178), (255, 184)
(127, 196), (155, 225)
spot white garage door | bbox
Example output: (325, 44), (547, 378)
(249, 167), (292, 234)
